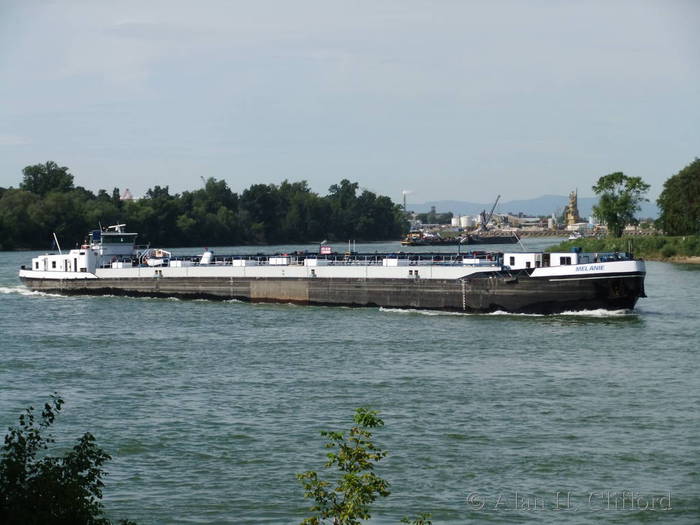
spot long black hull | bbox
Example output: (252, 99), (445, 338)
(467, 235), (519, 245)
(400, 235), (519, 246)
(20, 271), (645, 314)
(400, 240), (461, 246)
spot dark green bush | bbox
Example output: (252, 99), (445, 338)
(660, 245), (677, 258)
(0, 395), (134, 525)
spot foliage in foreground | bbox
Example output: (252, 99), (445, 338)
(547, 235), (700, 260)
(297, 407), (430, 525)
(0, 394), (134, 525)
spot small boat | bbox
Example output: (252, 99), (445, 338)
(400, 231), (461, 246)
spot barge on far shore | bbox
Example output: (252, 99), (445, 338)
(19, 225), (646, 314)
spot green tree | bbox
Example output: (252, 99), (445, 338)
(240, 183), (283, 243)
(297, 407), (391, 525)
(129, 185), (184, 246)
(20, 161), (75, 196)
(0, 395), (134, 525)
(0, 189), (43, 249)
(657, 158), (700, 235)
(111, 188), (122, 207)
(297, 408), (431, 525)
(592, 172), (650, 237)
(401, 515), (433, 525)
(327, 180), (359, 241)
(174, 178), (242, 246)
(37, 191), (91, 247)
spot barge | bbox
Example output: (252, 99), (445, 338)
(400, 231), (519, 246)
(18, 225), (646, 314)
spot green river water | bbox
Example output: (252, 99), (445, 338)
(1, 238), (698, 524)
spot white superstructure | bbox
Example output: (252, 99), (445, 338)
(19, 225), (644, 285)
(18, 224), (647, 314)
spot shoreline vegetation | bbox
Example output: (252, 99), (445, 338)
(4, 158), (698, 254)
(0, 162), (407, 250)
(547, 235), (700, 264)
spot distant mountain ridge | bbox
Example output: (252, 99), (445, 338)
(410, 194), (659, 219)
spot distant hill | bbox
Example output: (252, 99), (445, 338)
(410, 195), (659, 219)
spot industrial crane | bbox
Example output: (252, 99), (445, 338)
(479, 195), (501, 231)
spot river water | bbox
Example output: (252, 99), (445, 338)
(0, 238), (698, 524)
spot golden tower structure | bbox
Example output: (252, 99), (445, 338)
(565, 190), (580, 227)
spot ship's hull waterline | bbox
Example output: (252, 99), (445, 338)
(18, 224), (647, 314)
(20, 271), (645, 314)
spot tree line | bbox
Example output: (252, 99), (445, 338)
(656, 158), (700, 236)
(0, 162), (408, 250)
(591, 158), (699, 237)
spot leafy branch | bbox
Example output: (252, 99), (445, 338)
(297, 407), (430, 525)
(0, 394), (134, 525)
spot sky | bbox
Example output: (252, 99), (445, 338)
(0, 0), (698, 204)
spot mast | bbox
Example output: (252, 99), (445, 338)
(53, 232), (62, 254)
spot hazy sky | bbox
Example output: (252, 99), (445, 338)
(1, 1), (698, 204)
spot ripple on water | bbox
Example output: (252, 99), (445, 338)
(0, 252), (697, 524)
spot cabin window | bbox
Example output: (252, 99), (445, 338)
(102, 235), (136, 244)
(559, 256), (572, 265)
(34, 261), (38, 269)
(535, 261), (541, 268)
(526, 261), (531, 268)
(51, 261), (56, 269)
(509, 256), (515, 266)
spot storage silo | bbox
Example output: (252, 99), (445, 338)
(459, 215), (475, 228)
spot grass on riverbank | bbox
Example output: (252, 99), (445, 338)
(547, 235), (700, 261)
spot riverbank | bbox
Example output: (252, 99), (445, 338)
(666, 256), (700, 264)
(547, 235), (700, 263)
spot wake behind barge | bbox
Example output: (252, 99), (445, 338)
(19, 225), (646, 314)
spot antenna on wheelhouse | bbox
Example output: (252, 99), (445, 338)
(457, 235), (467, 256)
(52, 232), (62, 255)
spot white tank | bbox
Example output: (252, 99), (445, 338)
(459, 215), (474, 228)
